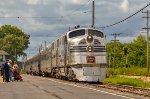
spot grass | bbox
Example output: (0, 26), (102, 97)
(20, 69), (27, 74)
(107, 67), (149, 76)
(103, 76), (150, 88)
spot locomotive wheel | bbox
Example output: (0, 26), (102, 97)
(68, 69), (77, 81)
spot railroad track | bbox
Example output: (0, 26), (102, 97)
(74, 81), (150, 97)
(99, 83), (150, 97)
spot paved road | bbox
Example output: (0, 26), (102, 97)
(0, 75), (147, 99)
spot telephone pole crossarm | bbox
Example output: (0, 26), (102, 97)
(111, 33), (121, 68)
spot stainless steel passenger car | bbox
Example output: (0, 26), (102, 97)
(24, 27), (107, 82)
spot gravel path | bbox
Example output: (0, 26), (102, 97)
(0, 76), (3, 83)
(120, 75), (150, 82)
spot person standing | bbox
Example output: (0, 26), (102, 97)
(8, 60), (13, 81)
(1, 61), (5, 82)
(3, 60), (10, 82)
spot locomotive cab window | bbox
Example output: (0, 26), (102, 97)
(88, 29), (104, 38)
(69, 29), (85, 38)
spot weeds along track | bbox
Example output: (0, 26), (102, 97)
(99, 83), (150, 97)
(77, 81), (150, 97)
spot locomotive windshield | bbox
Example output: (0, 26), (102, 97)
(69, 29), (85, 38)
(88, 29), (104, 38)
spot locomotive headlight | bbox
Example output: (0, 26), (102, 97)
(87, 46), (93, 52)
(87, 35), (93, 43)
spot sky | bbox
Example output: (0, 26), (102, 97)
(0, 0), (149, 60)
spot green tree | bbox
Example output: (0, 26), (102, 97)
(0, 25), (30, 61)
(127, 35), (146, 67)
(107, 35), (147, 68)
(107, 42), (124, 68)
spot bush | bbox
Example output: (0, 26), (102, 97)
(20, 69), (27, 74)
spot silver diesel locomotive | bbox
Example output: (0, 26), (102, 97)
(24, 27), (107, 82)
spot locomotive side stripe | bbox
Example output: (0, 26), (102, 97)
(70, 47), (106, 52)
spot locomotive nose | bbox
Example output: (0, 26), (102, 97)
(87, 35), (93, 52)
(87, 35), (93, 43)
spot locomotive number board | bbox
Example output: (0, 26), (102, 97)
(87, 56), (95, 64)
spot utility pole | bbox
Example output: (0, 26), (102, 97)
(15, 47), (17, 62)
(45, 41), (47, 49)
(40, 44), (43, 51)
(108, 53), (111, 68)
(111, 33), (120, 68)
(142, 10), (150, 73)
(92, 0), (95, 28)
(14, 37), (17, 62)
(124, 48), (128, 68)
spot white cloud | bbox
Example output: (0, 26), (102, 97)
(72, 0), (83, 4)
(63, 0), (85, 4)
(0, 0), (148, 59)
(121, 0), (129, 12)
(26, 0), (40, 5)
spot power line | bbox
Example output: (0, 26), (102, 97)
(58, 0), (92, 23)
(30, 35), (60, 37)
(63, 0), (92, 17)
(0, 0), (92, 20)
(0, 11), (90, 19)
(99, 3), (150, 29)
(0, 16), (60, 19)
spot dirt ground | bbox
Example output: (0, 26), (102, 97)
(120, 75), (150, 82)
(0, 76), (3, 83)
